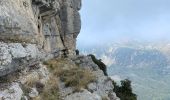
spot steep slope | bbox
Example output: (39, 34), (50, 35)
(0, 0), (81, 76)
(0, 0), (119, 100)
(79, 43), (170, 100)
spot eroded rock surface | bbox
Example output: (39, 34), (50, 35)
(0, 83), (23, 100)
(0, 56), (119, 100)
(0, 0), (81, 76)
(0, 42), (41, 76)
(0, 0), (120, 100)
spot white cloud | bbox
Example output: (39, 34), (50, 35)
(78, 0), (170, 45)
(110, 75), (122, 82)
(100, 55), (114, 67)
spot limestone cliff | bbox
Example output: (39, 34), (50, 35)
(0, 0), (120, 100)
(0, 0), (81, 76)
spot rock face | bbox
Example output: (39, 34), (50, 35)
(70, 56), (119, 100)
(0, 0), (81, 52)
(0, 63), (50, 100)
(0, 0), (81, 76)
(0, 56), (119, 100)
(0, 43), (41, 76)
(0, 0), (120, 100)
(65, 89), (102, 100)
(0, 83), (23, 100)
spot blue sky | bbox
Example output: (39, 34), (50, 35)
(77, 0), (170, 46)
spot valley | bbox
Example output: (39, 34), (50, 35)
(78, 41), (170, 100)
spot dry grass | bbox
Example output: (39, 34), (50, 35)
(22, 76), (60, 100)
(102, 96), (109, 100)
(29, 58), (97, 100)
(44, 58), (96, 91)
(38, 77), (60, 100)
(24, 73), (40, 87)
(59, 68), (96, 91)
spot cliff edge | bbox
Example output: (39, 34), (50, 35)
(0, 0), (119, 100)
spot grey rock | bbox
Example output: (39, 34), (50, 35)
(29, 88), (39, 98)
(59, 81), (74, 97)
(0, 83), (23, 100)
(87, 70), (115, 99)
(71, 55), (99, 70)
(0, 0), (82, 76)
(25, 44), (39, 58)
(8, 43), (27, 58)
(69, 56), (119, 100)
(0, 43), (12, 66)
(65, 89), (102, 100)
(108, 92), (120, 100)
(0, 0), (120, 100)
(0, 0), (38, 42)
(0, 42), (41, 76)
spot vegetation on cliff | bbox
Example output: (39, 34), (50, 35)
(88, 54), (108, 76)
(44, 58), (96, 92)
(112, 79), (137, 100)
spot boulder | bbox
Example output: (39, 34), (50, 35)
(0, 83), (23, 100)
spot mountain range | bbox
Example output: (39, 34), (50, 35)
(78, 41), (170, 100)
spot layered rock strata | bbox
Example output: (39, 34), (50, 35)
(0, 0), (120, 100)
(0, 0), (81, 76)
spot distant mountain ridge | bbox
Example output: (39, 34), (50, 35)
(78, 42), (170, 100)
(114, 47), (167, 68)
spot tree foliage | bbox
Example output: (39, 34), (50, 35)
(113, 79), (137, 100)
(88, 54), (108, 76)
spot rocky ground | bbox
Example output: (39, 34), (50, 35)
(0, 55), (119, 100)
(0, 0), (120, 100)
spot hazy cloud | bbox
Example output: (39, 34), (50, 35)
(78, 0), (170, 46)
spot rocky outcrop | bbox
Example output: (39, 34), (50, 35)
(0, 0), (120, 100)
(70, 56), (119, 100)
(0, 56), (119, 100)
(0, 83), (23, 100)
(0, 0), (81, 52)
(0, 43), (41, 76)
(0, 0), (81, 76)
(0, 63), (50, 100)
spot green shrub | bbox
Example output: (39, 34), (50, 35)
(75, 49), (79, 55)
(88, 54), (108, 76)
(112, 79), (137, 100)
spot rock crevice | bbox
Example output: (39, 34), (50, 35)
(0, 0), (81, 76)
(0, 0), (120, 100)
